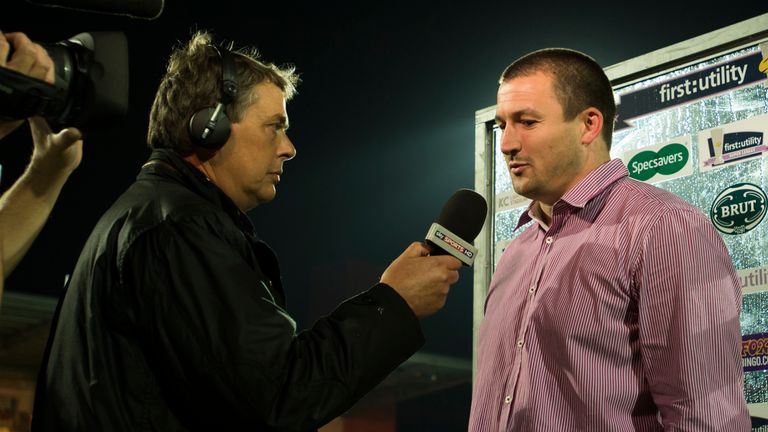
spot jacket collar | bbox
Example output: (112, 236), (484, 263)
(141, 148), (259, 241)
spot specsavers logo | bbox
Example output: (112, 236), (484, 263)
(710, 183), (767, 235)
(627, 143), (688, 181)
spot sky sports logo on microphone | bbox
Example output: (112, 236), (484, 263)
(426, 222), (479, 266)
(434, 230), (474, 260)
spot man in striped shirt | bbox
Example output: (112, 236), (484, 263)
(468, 48), (750, 431)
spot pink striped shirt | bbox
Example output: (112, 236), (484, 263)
(469, 159), (750, 431)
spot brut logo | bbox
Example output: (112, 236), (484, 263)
(710, 183), (767, 235)
(628, 143), (688, 181)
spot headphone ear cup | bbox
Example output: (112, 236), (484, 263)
(188, 107), (232, 150)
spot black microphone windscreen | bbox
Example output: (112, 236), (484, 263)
(437, 189), (488, 242)
(26, 0), (164, 19)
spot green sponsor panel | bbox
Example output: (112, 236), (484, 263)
(627, 143), (688, 181)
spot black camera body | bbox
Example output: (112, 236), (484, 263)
(0, 31), (129, 130)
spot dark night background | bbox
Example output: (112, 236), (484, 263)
(2, 2), (767, 430)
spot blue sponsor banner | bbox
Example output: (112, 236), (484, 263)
(616, 49), (765, 131)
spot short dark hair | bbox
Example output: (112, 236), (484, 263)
(500, 48), (616, 149)
(147, 30), (299, 154)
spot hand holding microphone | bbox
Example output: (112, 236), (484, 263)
(381, 189), (488, 318)
(381, 242), (461, 318)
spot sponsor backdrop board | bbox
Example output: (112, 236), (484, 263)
(475, 15), (768, 429)
(609, 42), (768, 425)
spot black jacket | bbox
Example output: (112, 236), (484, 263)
(32, 149), (424, 432)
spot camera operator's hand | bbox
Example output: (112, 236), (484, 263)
(28, 117), (83, 179)
(0, 31), (55, 139)
(0, 31), (54, 82)
(0, 117), (82, 281)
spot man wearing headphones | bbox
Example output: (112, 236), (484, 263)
(31, 31), (462, 431)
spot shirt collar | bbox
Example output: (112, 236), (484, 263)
(515, 158), (628, 230)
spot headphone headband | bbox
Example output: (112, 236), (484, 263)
(187, 44), (239, 150)
(216, 45), (237, 105)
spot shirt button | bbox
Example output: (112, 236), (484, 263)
(504, 395), (512, 404)
(528, 286), (536, 294)
(516, 340), (524, 348)
(545, 236), (553, 244)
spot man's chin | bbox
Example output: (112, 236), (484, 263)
(510, 179), (528, 195)
(240, 194), (276, 212)
(255, 190), (278, 205)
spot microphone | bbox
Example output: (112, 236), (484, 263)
(425, 189), (488, 266)
(25, 0), (164, 20)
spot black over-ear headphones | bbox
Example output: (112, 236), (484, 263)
(188, 45), (238, 149)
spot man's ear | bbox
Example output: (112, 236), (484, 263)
(580, 107), (604, 146)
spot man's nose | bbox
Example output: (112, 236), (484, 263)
(499, 128), (520, 156)
(280, 135), (296, 161)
